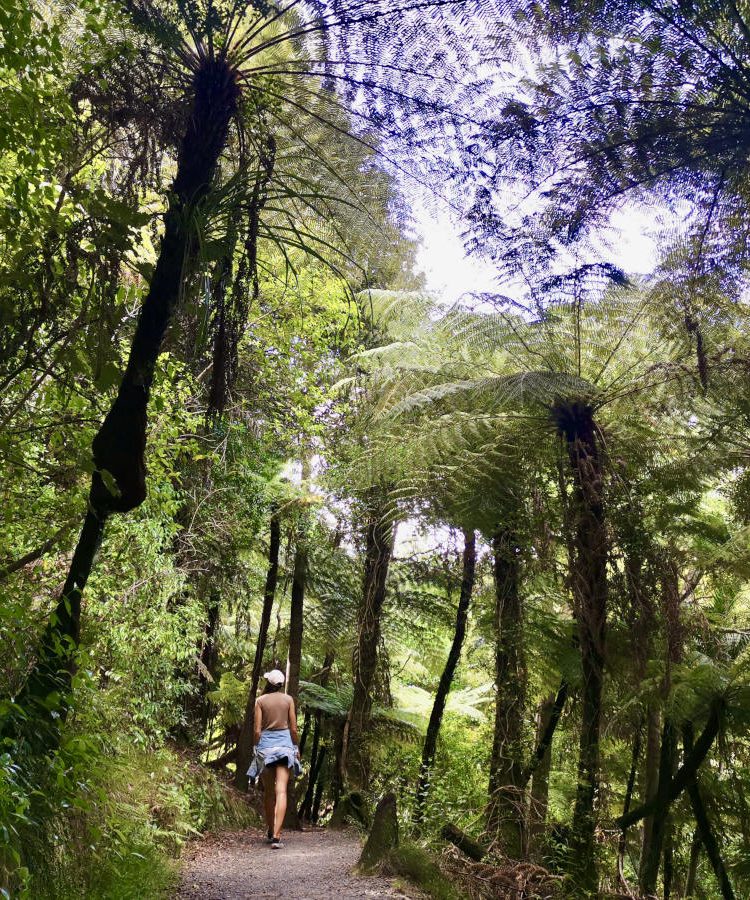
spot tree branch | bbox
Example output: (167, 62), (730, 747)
(684, 723), (735, 900)
(0, 521), (74, 582)
(521, 679), (568, 787)
(616, 700), (722, 830)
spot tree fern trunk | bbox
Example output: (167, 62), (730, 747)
(487, 528), (526, 858)
(312, 757), (327, 823)
(235, 508), (281, 789)
(332, 719), (347, 804)
(642, 555), (683, 894)
(344, 497), (395, 789)
(181, 139), (275, 741)
(523, 679), (568, 790)
(552, 399), (607, 889)
(617, 713), (643, 892)
(284, 514), (308, 831)
(414, 529), (476, 826)
(287, 459), (310, 706)
(22, 58), (239, 733)
(663, 821), (674, 900)
(299, 716), (322, 821)
(299, 651), (333, 820)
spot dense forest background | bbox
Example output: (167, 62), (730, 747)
(3, 1), (750, 898)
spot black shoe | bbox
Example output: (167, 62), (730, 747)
(265, 829), (273, 844)
(271, 837), (283, 849)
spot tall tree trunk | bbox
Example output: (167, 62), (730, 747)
(523, 679), (568, 790)
(300, 727), (326, 822)
(298, 716), (331, 824)
(552, 399), (607, 888)
(685, 830), (701, 898)
(196, 590), (221, 732)
(312, 761), (327, 822)
(641, 556), (683, 894)
(234, 509), (281, 789)
(487, 528), (526, 858)
(287, 535), (306, 705)
(640, 719), (677, 895)
(617, 713), (643, 893)
(298, 708), (312, 755)
(332, 718), (347, 805)
(179, 134), (275, 735)
(640, 703), (662, 885)
(299, 652), (333, 821)
(663, 821), (674, 900)
(282, 529), (307, 834)
(205, 129), (274, 421)
(528, 693), (557, 853)
(684, 724), (735, 900)
(22, 57), (240, 733)
(414, 529), (476, 825)
(617, 702), (722, 832)
(342, 497), (395, 789)
(287, 459), (310, 705)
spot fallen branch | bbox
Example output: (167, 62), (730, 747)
(441, 823), (487, 861)
(440, 845), (562, 900)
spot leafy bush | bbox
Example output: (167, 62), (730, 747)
(0, 736), (258, 899)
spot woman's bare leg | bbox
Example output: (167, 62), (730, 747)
(261, 768), (275, 834)
(273, 764), (290, 838)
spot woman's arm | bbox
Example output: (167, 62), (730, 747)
(289, 698), (299, 749)
(253, 700), (262, 746)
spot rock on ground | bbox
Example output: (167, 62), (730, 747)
(175, 827), (409, 899)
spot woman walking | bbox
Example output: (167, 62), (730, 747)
(248, 669), (301, 849)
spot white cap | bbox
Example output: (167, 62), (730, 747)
(264, 668), (285, 685)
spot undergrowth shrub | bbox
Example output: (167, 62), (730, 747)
(369, 712), (489, 836)
(1, 737), (258, 899)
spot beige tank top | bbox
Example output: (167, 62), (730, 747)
(257, 692), (293, 731)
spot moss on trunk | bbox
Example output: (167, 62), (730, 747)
(358, 792), (398, 873)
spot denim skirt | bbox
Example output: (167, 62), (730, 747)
(247, 728), (302, 781)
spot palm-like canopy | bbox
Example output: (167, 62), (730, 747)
(345, 281), (692, 533)
(470, 0), (750, 278)
(100, 0), (481, 191)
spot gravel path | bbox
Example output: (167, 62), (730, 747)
(175, 828), (409, 899)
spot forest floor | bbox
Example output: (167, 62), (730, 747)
(174, 826), (418, 899)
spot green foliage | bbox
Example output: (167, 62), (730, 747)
(0, 732), (258, 899)
(9, 2), (750, 899)
(207, 672), (247, 731)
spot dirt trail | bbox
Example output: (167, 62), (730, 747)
(175, 827), (410, 899)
